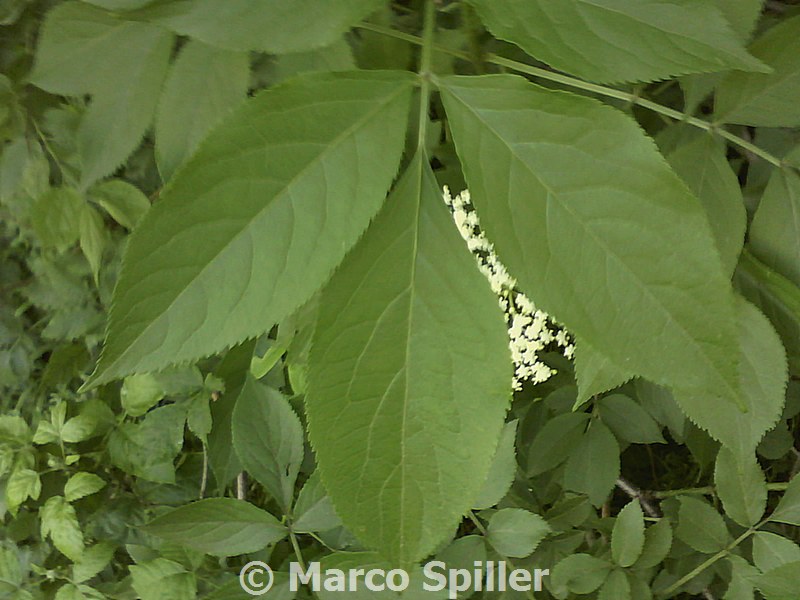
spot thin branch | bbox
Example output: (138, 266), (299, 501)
(355, 22), (785, 168)
(616, 477), (660, 518)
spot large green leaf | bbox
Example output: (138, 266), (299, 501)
(672, 296), (787, 461)
(716, 15), (800, 127)
(465, 0), (766, 84)
(749, 169), (800, 286)
(144, 498), (287, 556)
(147, 0), (384, 53)
(232, 376), (304, 513)
(86, 71), (413, 387)
(306, 154), (511, 565)
(439, 74), (742, 411)
(155, 40), (249, 181)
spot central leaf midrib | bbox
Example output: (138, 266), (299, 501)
(104, 81), (410, 377)
(444, 84), (739, 402)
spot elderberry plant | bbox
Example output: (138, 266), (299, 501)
(1, 1), (800, 599)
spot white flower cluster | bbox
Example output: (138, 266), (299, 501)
(442, 187), (575, 390)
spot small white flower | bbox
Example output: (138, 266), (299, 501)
(442, 187), (573, 389)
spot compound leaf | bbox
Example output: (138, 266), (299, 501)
(306, 154), (511, 565)
(87, 71), (413, 387)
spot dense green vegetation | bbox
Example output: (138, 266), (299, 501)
(2, 0), (800, 598)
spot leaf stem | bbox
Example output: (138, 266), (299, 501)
(651, 482), (789, 499)
(467, 511), (536, 600)
(660, 518), (768, 597)
(356, 22), (783, 168)
(416, 0), (436, 150)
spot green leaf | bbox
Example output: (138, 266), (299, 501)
(725, 555), (759, 600)
(120, 373), (165, 417)
(130, 558), (196, 600)
(473, 420), (517, 509)
(598, 570), (631, 600)
(632, 518), (673, 569)
(232, 376), (303, 513)
(439, 74), (743, 414)
(82, 0), (155, 10)
(752, 532), (800, 573)
(563, 421), (620, 506)
(526, 412), (590, 477)
(667, 134), (746, 278)
(550, 554), (612, 596)
(770, 474), (800, 526)
(87, 71), (414, 387)
(5, 468), (41, 514)
(54, 584), (86, 600)
(306, 154), (510, 565)
(79, 205), (107, 282)
(749, 169), (800, 287)
(465, 0), (766, 84)
(486, 508), (550, 558)
(293, 472), (342, 533)
(64, 472), (106, 502)
(716, 16), (800, 127)
(89, 179), (150, 230)
(77, 24), (172, 187)
(155, 40), (249, 181)
(108, 403), (186, 483)
(573, 338), (635, 402)
(30, 187), (85, 252)
(754, 561), (800, 600)
(611, 501), (645, 567)
(272, 39), (356, 84)
(72, 542), (115, 584)
(672, 296), (787, 461)
(598, 394), (665, 444)
(735, 249), (800, 376)
(714, 447), (766, 527)
(676, 496), (729, 554)
(149, 0), (384, 53)
(40, 496), (84, 560)
(29, 2), (165, 95)
(208, 340), (255, 488)
(144, 498), (287, 556)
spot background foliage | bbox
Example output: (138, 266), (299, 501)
(2, 0), (800, 598)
